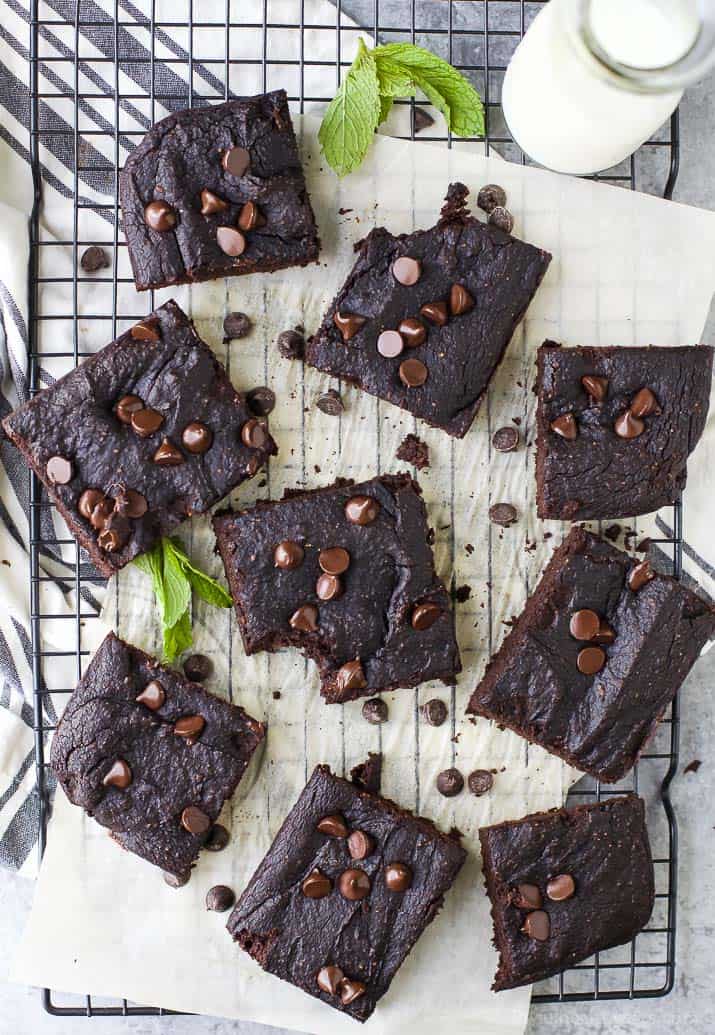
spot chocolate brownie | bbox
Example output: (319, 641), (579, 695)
(305, 183), (551, 437)
(536, 342), (713, 520)
(2, 300), (277, 578)
(212, 474), (461, 704)
(227, 761), (466, 1022)
(467, 526), (715, 782)
(50, 632), (265, 880)
(479, 795), (654, 991)
(120, 90), (320, 291)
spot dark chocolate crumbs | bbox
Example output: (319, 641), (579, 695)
(684, 759), (702, 774)
(396, 433), (430, 470)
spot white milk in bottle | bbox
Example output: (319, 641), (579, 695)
(502, 0), (713, 175)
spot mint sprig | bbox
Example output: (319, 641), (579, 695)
(133, 537), (232, 661)
(318, 41), (485, 177)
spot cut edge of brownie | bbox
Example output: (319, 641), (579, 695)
(466, 525), (715, 782)
(478, 794), (654, 991)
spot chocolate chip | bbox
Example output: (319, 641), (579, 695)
(421, 698), (448, 727)
(241, 418), (269, 449)
(163, 870), (190, 889)
(489, 503), (518, 527)
(89, 496), (114, 530)
(246, 386), (276, 417)
(274, 540), (304, 570)
(477, 184), (507, 213)
(131, 407), (164, 437)
(582, 375), (608, 402)
(205, 885), (235, 912)
(413, 106), (435, 132)
(200, 189), (228, 215)
(450, 283), (475, 316)
(467, 769), (494, 796)
(399, 357), (428, 387)
(153, 437), (184, 466)
(595, 619), (616, 644)
(492, 426), (520, 453)
(339, 979), (366, 1006)
(333, 311), (367, 342)
(102, 759), (132, 789)
(577, 645), (606, 675)
(136, 680), (165, 710)
(392, 256), (421, 286)
(614, 410), (644, 439)
(319, 546), (350, 575)
(317, 965), (344, 996)
(316, 389), (344, 416)
(80, 245), (109, 273)
(222, 146), (250, 177)
(344, 495), (380, 525)
(550, 413), (577, 440)
(336, 659), (366, 693)
(130, 318), (160, 342)
(569, 608), (600, 641)
(629, 559), (655, 592)
(223, 312), (252, 340)
(78, 488), (106, 520)
(384, 862), (412, 892)
(290, 604), (318, 632)
(377, 329), (404, 358)
(302, 868), (332, 899)
(277, 329), (305, 358)
(115, 395), (144, 426)
(436, 768), (464, 797)
(630, 387), (660, 418)
(144, 200), (177, 232)
(217, 226), (246, 257)
(514, 883), (542, 910)
(46, 456), (73, 485)
(317, 572), (343, 601)
(183, 654), (213, 682)
(205, 823), (230, 852)
(546, 873), (575, 901)
(338, 868), (371, 901)
(489, 206), (514, 234)
(362, 698), (388, 725)
(521, 909), (550, 941)
(316, 814), (348, 838)
(238, 200), (265, 231)
(182, 421), (213, 454)
(115, 488), (147, 520)
(181, 805), (211, 835)
(348, 830), (375, 860)
(398, 317), (426, 348)
(420, 301), (448, 326)
(411, 601), (441, 630)
(174, 714), (206, 739)
(98, 513), (129, 552)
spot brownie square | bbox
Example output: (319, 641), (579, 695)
(305, 183), (551, 437)
(213, 474), (461, 703)
(536, 342), (713, 520)
(50, 632), (265, 880)
(479, 795), (654, 991)
(467, 526), (715, 782)
(2, 300), (276, 578)
(227, 761), (466, 1022)
(120, 90), (320, 291)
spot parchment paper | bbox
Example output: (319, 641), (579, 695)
(12, 119), (715, 1034)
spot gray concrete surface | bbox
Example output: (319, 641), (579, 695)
(1, 50), (714, 1035)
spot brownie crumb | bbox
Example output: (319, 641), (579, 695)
(350, 752), (382, 794)
(338, 207), (354, 215)
(396, 433), (430, 470)
(453, 584), (471, 603)
(604, 524), (621, 542)
(684, 759), (702, 774)
(272, 691), (281, 700)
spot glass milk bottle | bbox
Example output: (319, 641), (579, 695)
(502, 0), (715, 175)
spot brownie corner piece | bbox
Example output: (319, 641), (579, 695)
(467, 526), (715, 782)
(305, 182), (551, 437)
(226, 762), (466, 1021)
(479, 794), (654, 991)
(50, 632), (265, 879)
(536, 342), (714, 520)
(213, 473), (461, 703)
(120, 89), (319, 291)
(1, 299), (276, 578)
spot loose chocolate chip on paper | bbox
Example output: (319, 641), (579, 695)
(477, 183), (507, 213)
(183, 654), (213, 682)
(467, 769), (494, 796)
(80, 245), (109, 273)
(223, 312), (252, 340)
(421, 698), (448, 727)
(492, 426), (519, 453)
(277, 328), (305, 358)
(181, 805), (211, 835)
(316, 389), (344, 416)
(246, 386), (276, 417)
(362, 698), (388, 725)
(489, 503), (517, 527)
(163, 870), (190, 889)
(204, 824), (230, 852)
(436, 768), (464, 797)
(206, 885), (235, 912)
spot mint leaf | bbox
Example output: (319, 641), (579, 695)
(378, 94), (393, 126)
(164, 609), (192, 661)
(318, 37), (381, 177)
(166, 538), (232, 608)
(161, 547), (191, 630)
(375, 55), (415, 99)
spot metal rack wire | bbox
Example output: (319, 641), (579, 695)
(27, 0), (682, 1018)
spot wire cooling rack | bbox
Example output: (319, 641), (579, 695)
(26, 0), (682, 1018)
